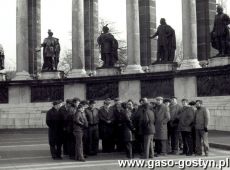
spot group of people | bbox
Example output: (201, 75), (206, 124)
(46, 96), (209, 161)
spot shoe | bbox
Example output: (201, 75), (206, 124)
(195, 153), (202, 156)
(179, 153), (186, 155)
(186, 153), (193, 156)
(159, 153), (167, 156)
(168, 151), (178, 155)
(78, 158), (85, 162)
(154, 153), (159, 157)
(205, 153), (209, 156)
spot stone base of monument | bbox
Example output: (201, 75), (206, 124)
(0, 72), (6, 81)
(208, 56), (230, 67)
(177, 59), (201, 70)
(149, 63), (175, 72)
(38, 70), (63, 80)
(96, 67), (121, 76)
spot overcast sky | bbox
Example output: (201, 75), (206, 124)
(0, 0), (228, 71)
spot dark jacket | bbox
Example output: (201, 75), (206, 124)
(85, 107), (99, 126)
(178, 106), (195, 132)
(46, 107), (63, 144)
(169, 104), (182, 127)
(123, 109), (135, 142)
(139, 104), (155, 135)
(58, 105), (69, 130)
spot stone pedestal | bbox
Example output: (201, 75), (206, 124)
(208, 56), (230, 67)
(177, 59), (201, 70)
(149, 63), (175, 72)
(96, 68), (121, 76)
(68, 69), (87, 78)
(39, 71), (63, 80)
(0, 72), (6, 81)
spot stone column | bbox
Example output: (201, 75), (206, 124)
(179, 0), (201, 70)
(196, 0), (216, 61)
(84, 0), (99, 75)
(28, 0), (41, 75)
(123, 0), (143, 74)
(69, 0), (87, 78)
(14, 0), (31, 80)
(139, 0), (157, 68)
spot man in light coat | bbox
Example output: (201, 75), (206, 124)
(194, 100), (210, 156)
(154, 96), (170, 156)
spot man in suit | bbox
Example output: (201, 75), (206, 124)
(46, 101), (62, 159)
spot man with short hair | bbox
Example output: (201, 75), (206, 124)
(58, 99), (72, 155)
(85, 100), (99, 155)
(98, 98), (115, 152)
(155, 96), (170, 156)
(46, 101), (62, 159)
(178, 99), (195, 156)
(168, 97), (182, 155)
(194, 100), (210, 156)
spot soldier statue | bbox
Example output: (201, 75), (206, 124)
(0, 44), (4, 70)
(211, 5), (230, 57)
(97, 25), (118, 68)
(40, 29), (61, 71)
(150, 18), (176, 63)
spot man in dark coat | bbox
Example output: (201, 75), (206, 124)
(58, 99), (72, 155)
(139, 102), (155, 159)
(150, 18), (176, 62)
(178, 99), (195, 156)
(154, 96), (170, 156)
(112, 98), (125, 152)
(211, 5), (230, 56)
(85, 100), (99, 155)
(168, 97), (182, 155)
(46, 101), (62, 159)
(97, 25), (118, 67)
(98, 98), (115, 152)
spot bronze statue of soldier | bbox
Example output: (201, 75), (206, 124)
(211, 5), (230, 57)
(97, 25), (118, 68)
(0, 44), (4, 70)
(40, 29), (61, 71)
(150, 18), (176, 63)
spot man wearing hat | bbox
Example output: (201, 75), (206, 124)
(97, 25), (118, 67)
(46, 101), (62, 159)
(85, 100), (99, 155)
(98, 98), (115, 152)
(154, 96), (170, 156)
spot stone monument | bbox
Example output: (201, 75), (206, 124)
(149, 18), (176, 72)
(96, 25), (120, 76)
(209, 5), (230, 67)
(0, 44), (5, 81)
(38, 29), (62, 79)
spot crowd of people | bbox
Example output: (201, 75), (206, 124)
(46, 96), (210, 161)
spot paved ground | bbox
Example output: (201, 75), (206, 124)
(0, 129), (230, 170)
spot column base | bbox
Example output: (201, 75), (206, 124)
(208, 56), (230, 67)
(68, 69), (88, 78)
(0, 72), (6, 81)
(122, 65), (144, 74)
(12, 71), (31, 81)
(38, 71), (63, 80)
(177, 59), (201, 70)
(149, 63), (175, 72)
(96, 67), (121, 76)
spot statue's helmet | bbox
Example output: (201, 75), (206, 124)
(160, 18), (166, 25)
(48, 29), (53, 35)
(217, 5), (223, 12)
(102, 24), (109, 33)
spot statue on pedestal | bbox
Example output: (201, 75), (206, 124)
(211, 5), (230, 57)
(0, 44), (4, 70)
(150, 18), (176, 63)
(97, 25), (118, 68)
(40, 29), (61, 71)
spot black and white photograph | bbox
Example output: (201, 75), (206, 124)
(0, 0), (230, 169)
